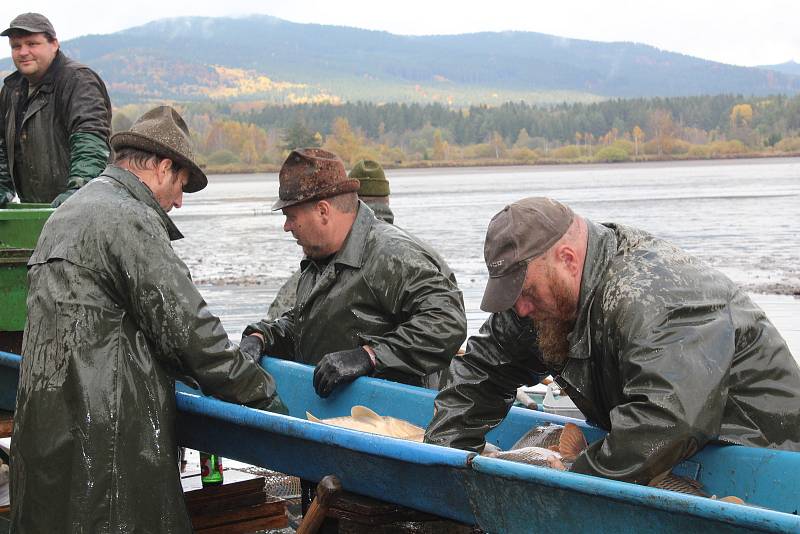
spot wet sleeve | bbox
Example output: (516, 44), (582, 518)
(570, 293), (734, 484)
(424, 310), (547, 452)
(113, 216), (284, 410)
(65, 132), (110, 189)
(243, 311), (298, 360)
(61, 69), (111, 189)
(361, 246), (467, 378)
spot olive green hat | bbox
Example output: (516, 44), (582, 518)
(349, 160), (390, 197)
(110, 106), (207, 193)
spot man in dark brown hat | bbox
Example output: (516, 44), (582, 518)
(12, 105), (286, 533)
(266, 158), (395, 320)
(0, 12), (111, 207)
(242, 148), (466, 398)
(425, 196), (800, 487)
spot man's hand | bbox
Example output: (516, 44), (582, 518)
(51, 188), (79, 207)
(313, 347), (375, 398)
(239, 335), (265, 363)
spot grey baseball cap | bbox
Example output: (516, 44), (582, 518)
(1, 13), (56, 37)
(481, 197), (574, 313)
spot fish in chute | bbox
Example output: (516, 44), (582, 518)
(306, 405), (425, 442)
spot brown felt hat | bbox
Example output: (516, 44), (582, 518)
(272, 148), (359, 210)
(1, 13), (56, 37)
(110, 106), (207, 193)
(481, 197), (575, 313)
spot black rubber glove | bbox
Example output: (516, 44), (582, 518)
(51, 188), (79, 208)
(313, 347), (375, 398)
(239, 335), (265, 363)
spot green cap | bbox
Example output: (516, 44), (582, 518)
(349, 160), (390, 197)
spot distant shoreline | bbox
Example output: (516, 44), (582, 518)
(204, 151), (800, 175)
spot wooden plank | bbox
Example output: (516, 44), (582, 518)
(191, 501), (287, 530)
(195, 514), (287, 534)
(184, 475), (268, 514)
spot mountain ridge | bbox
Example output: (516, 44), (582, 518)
(1, 15), (798, 105)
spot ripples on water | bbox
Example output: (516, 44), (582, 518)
(171, 158), (800, 353)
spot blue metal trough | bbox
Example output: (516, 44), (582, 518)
(2, 351), (799, 532)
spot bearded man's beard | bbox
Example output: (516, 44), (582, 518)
(536, 319), (573, 368)
(535, 266), (578, 368)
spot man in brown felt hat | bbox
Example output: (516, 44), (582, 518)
(266, 158), (394, 320)
(12, 105), (287, 533)
(0, 12), (112, 207)
(241, 148), (466, 398)
(425, 196), (800, 487)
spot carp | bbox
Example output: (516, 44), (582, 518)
(485, 422), (749, 504)
(306, 406), (425, 442)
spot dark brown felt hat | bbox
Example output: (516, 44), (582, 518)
(481, 197), (575, 313)
(272, 148), (359, 210)
(110, 106), (207, 193)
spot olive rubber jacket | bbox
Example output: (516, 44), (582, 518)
(12, 165), (284, 533)
(0, 51), (111, 204)
(246, 201), (467, 386)
(425, 221), (800, 484)
(267, 201), (395, 319)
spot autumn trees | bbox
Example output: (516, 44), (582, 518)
(111, 93), (800, 171)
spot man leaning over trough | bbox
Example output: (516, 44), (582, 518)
(242, 148), (467, 398)
(12, 106), (286, 533)
(425, 196), (800, 485)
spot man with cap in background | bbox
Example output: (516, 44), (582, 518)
(0, 12), (111, 207)
(425, 196), (800, 486)
(266, 159), (394, 319)
(242, 148), (466, 398)
(11, 106), (286, 533)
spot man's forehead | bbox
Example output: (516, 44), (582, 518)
(9, 32), (49, 43)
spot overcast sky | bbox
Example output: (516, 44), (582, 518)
(1, 0), (797, 67)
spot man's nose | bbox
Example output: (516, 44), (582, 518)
(513, 297), (534, 318)
(174, 191), (183, 209)
(283, 219), (292, 232)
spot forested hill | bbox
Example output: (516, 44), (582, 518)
(2, 15), (799, 104)
(758, 61), (800, 77)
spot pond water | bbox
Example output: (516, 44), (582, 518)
(170, 157), (800, 357)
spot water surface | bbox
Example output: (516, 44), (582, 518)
(171, 158), (800, 356)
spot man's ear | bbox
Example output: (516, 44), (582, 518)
(556, 245), (580, 276)
(155, 158), (174, 184)
(316, 199), (332, 222)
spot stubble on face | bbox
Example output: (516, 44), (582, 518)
(285, 203), (327, 260)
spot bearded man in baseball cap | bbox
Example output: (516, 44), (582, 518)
(425, 196), (800, 489)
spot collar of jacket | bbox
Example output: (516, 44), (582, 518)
(100, 164), (184, 241)
(300, 200), (376, 271)
(565, 220), (617, 361)
(3, 49), (66, 93)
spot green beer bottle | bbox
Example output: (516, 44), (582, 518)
(200, 451), (224, 486)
